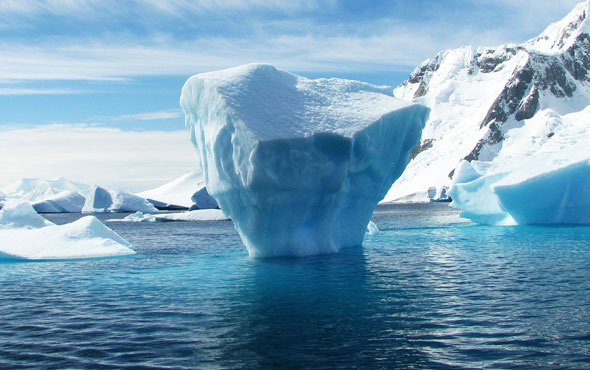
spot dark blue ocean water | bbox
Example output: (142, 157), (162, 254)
(1, 203), (589, 369)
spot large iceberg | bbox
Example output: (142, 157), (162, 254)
(0, 202), (135, 260)
(180, 63), (428, 257)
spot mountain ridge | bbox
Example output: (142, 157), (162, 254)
(383, 0), (590, 202)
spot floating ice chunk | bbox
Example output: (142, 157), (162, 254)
(120, 211), (157, 222)
(366, 221), (380, 235)
(32, 190), (85, 213)
(0, 202), (134, 260)
(109, 209), (229, 222)
(180, 63), (428, 257)
(83, 186), (157, 213)
(156, 209), (229, 222)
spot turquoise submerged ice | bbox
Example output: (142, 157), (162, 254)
(180, 64), (429, 257)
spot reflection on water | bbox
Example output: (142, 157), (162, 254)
(0, 204), (589, 369)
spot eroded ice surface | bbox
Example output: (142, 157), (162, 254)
(0, 202), (135, 260)
(181, 63), (428, 257)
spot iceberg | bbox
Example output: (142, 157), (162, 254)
(494, 160), (590, 225)
(189, 187), (218, 210)
(0, 202), (135, 260)
(180, 63), (428, 257)
(32, 190), (86, 213)
(82, 186), (158, 213)
(450, 150), (590, 225)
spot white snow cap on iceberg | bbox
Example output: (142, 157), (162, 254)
(181, 63), (429, 257)
(0, 202), (135, 260)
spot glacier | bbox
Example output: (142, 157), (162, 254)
(0, 202), (135, 260)
(180, 63), (428, 257)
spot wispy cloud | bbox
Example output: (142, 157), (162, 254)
(0, 87), (81, 95)
(112, 109), (183, 121)
(0, 124), (198, 192)
(0, 1), (583, 85)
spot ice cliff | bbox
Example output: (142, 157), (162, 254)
(385, 0), (590, 211)
(181, 63), (428, 257)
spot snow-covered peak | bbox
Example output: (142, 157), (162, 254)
(384, 0), (590, 203)
(526, 0), (590, 54)
(181, 63), (408, 140)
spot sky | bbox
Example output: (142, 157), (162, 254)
(0, 0), (582, 192)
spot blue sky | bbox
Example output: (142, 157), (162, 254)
(0, 0), (582, 191)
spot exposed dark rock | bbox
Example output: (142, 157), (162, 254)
(480, 64), (534, 129)
(476, 47), (520, 73)
(565, 33), (590, 81)
(408, 54), (443, 98)
(409, 138), (434, 161)
(515, 85), (539, 121)
(535, 57), (576, 97)
(464, 122), (503, 162)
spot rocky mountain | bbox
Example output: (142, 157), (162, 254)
(383, 0), (590, 202)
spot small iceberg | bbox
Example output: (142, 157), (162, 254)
(82, 186), (157, 213)
(0, 202), (135, 260)
(449, 156), (590, 225)
(366, 221), (380, 235)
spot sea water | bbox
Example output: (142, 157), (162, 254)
(1, 203), (589, 369)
